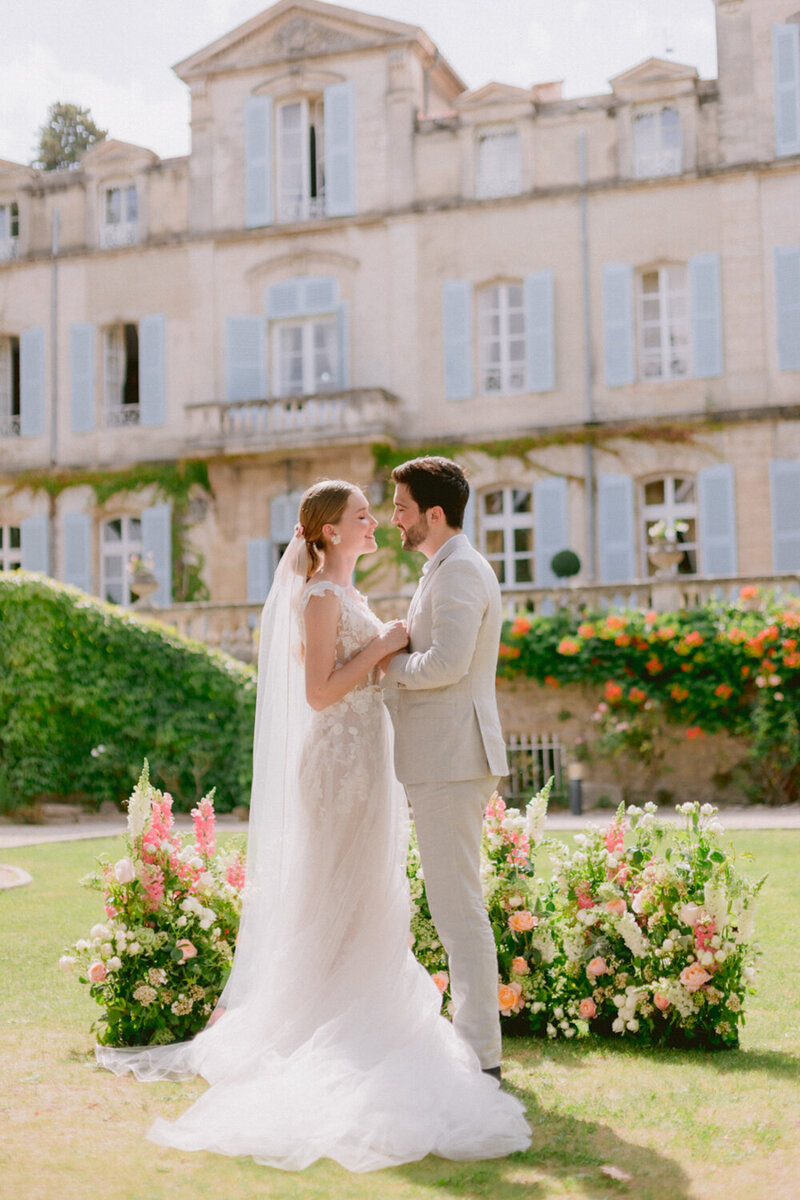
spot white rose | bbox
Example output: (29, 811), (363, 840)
(58, 955), (76, 972)
(627, 1019), (639, 1032)
(127, 942), (141, 955)
(75, 939), (90, 952)
(176, 915), (188, 928)
(553, 1007), (564, 1020)
(546, 1024), (557, 1038)
(564, 1027), (575, 1038)
(100, 942), (114, 958)
(190, 856), (203, 871)
(662, 938), (674, 952)
(106, 956), (122, 972)
(714, 949), (727, 963)
(114, 858), (136, 884)
(90, 924), (109, 940)
(611, 1017), (625, 1033)
(197, 872), (215, 892)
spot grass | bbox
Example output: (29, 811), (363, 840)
(1, 831), (799, 1200)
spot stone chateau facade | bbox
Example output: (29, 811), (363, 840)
(0, 0), (799, 621)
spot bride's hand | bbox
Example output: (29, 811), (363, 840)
(378, 619), (408, 656)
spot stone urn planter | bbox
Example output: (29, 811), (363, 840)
(130, 569), (159, 609)
(648, 541), (684, 578)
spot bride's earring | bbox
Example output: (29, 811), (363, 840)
(331, 533), (342, 545)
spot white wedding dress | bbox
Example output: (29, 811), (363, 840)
(95, 558), (531, 1171)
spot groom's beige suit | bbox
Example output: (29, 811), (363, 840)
(382, 533), (507, 1069)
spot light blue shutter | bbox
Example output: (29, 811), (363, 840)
(266, 279), (304, 319)
(525, 269), (555, 393)
(773, 24), (800, 157)
(602, 264), (635, 387)
(698, 463), (737, 576)
(770, 459), (800, 571)
(142, 503), (172, 606)
(20, 514), (50, 575)
(462, 489), (476, 546)
(226, 317), (266, 402)
(247, 538), (272, 602)
(534, 477), (569, 586)
(139, 314), (166, 426)
(324, 81), (356, 217)
(775, 247), (800, 371)
(336, 302), (349, 389)
(20, 327), (46, 437)
(245, 95), (273, 228)
(442, 281), (473, 401)
(270, 490), (304, 545)
(690, 253), (723, 378)
(63, 513), (92, 593)
(597, 473), (636, 583)
(302, 276), (339, 314)
(70, 323), (95, 433)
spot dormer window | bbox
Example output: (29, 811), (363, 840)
(100, 184), (138, 248)
(0, 202), (19, 260)
(277, 98), (326, 222)
(633, 107), (682, 178)
(475, 128), (522, 199)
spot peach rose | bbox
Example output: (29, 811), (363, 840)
(511, 956), (530, 975)
(579, 998), (597, 1019)
(604, 898), (626, 916)
(176, 939), (198, 961)
(680, 963), (712, 992)
(508, 910), (536, 933)
(587, 956), (609, 978)
(431, 972), (449, 993)
(87, 961), (107, 983)
(653, 993), (671, 1011)
(498, 981), (524, 1016)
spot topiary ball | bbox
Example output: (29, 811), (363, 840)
(550, 549), (581, 579)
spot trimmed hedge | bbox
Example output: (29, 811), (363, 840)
(0, 574), (256, 812)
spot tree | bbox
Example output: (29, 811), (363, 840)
(33, 102), (107, 171)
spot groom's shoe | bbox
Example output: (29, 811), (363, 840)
(482, 1066), (502, 1081)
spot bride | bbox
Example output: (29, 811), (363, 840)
(95, 479), (531, 1171)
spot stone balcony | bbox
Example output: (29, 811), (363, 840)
(184, 388), (401, 454)
(151, 573), (800, 664)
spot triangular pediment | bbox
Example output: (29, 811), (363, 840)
(176, 0), (434, 79)
(610, 56), (699, 98)
(80, 139), (158, 170)
(0, 157), (37, 178)
(455, 81), (533, 109)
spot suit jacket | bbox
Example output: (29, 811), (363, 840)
(382, 533), (508, 785)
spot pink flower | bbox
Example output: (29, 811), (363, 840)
(680, 963), (712, 992)
(87, 961), (107, 984)
(176, 939), (198, 962)
(654, 993), (671, 1011)
(498, 981), (524, 1016)
(694, 918), (716, 950)
(431, 971), (449, 993)
(226, 859), (247, 891)
(508, 910), (537, 933)
(511, 956), (530, 975)
(576, 886), (595, 910)
(604, 820), (625, 854)
(579, 998), (597, 1019)
(604, 898), (626, 916)
(587, 956), (609, 978)
(191, 796), (217, 859)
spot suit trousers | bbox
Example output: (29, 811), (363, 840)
(404, 776), (502, 1071)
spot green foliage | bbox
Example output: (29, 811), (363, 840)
(0, 574), (255, 812)
(550, 549), (581, 579)
(34, 101), (107, 170)
(500, 593), (800, 804)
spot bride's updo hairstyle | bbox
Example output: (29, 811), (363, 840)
(298, 479), (357, 580)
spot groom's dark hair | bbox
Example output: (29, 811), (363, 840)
(391, 457), (469, 529)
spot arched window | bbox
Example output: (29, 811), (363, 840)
(478, 284), (526, 395)
(638, 266), (690, 381)
(101, 516), (142, 604)
(642, 475), (698, 575)
(478, 487), (533, 587)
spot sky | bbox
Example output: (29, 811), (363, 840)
(1, 0), (718, 166)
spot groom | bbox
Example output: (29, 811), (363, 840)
(382, 456), (508, 1079)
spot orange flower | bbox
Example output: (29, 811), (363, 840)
(784, 652), (800, 669)
(628, 687), (647, 704)
(431, 971), (449, 993)
(741, 665), (750, 677)
(657, 626), (676, 640)
(510, 615), (531, 637)
(684, 630), (704, 647)
(739, 585), (758, 600)
(544, 674), (561, 688)
(557, 638), (582, 656)
(498, 981), (524, 1016)
(577, 623), (596, 638)
(508, 910), (537, 933)
(680, 963), (712, 992)
(686, 726), (705, 740)
(644, 610), (658, 625)
(605, 614), (628, 632)
(680, 663), (693, 673)
(714, 683), (733, 699)
(646, 657), (663, 674)
(604, 681), (623, 703)
(498, 643), (521, 659)
(615, 634), (631, 647)
(670, 684), (689, 701)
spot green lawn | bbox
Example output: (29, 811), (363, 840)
(1, 831), (798, 1200)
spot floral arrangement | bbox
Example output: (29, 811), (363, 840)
(59, 762), (246, 1046)
(408, 788), (762, 1048)
(127, 552), (155, 577)
(647, 519), (689, 543)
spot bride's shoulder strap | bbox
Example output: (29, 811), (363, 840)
(301, 579), (346, 608)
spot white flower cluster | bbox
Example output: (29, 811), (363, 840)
(617, 912), (649, 958)
(179, 894), (217, 931)
(611, 986), (644, 1033)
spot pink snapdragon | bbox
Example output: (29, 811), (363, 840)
(694, 917), (717, 951)
(576, 884), (595, 910)
(226, 858), (247, 891)
(140, 864), (165, 911)
(192, 796), (217, 859)
(604, 820), (625, 855)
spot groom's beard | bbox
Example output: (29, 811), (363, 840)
(399, 515), (429, 551)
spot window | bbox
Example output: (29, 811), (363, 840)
(479, 487), (534, 587)
(277, 98), (325, 223)
(475, 129), (522, 199)
(104, 324), (140, 426)
(0, 524), (21, 572)
(0, 202), (19, 260)
(100, 184), (138, 248)
(478, 284), (526, 394)
(638, 266), (690, 380)
(633, 108), (681, 178)
(101, 516), (142, 604)
(272, 316), (337, 397)
(642, 475), (698, 576)
(0, 335), (20, 437)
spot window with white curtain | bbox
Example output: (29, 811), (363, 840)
(478, 284), (526, 395)
(638, 266), (690, 381)
(0, 524), (21, 572)
(633, 108), (682, 178)
(0, 335), (20, 437)
(642, 475), (698, 575)
(475, 128), (522, 199)
(101, 516), (142, 605)
(100, 184), (138, 247)
(479, 487), (534, 587)
(272, 316), (337, 397)
(103, 324), (140, 426)
(276, 98), (325, 223)
(0, 202), (19, 260)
